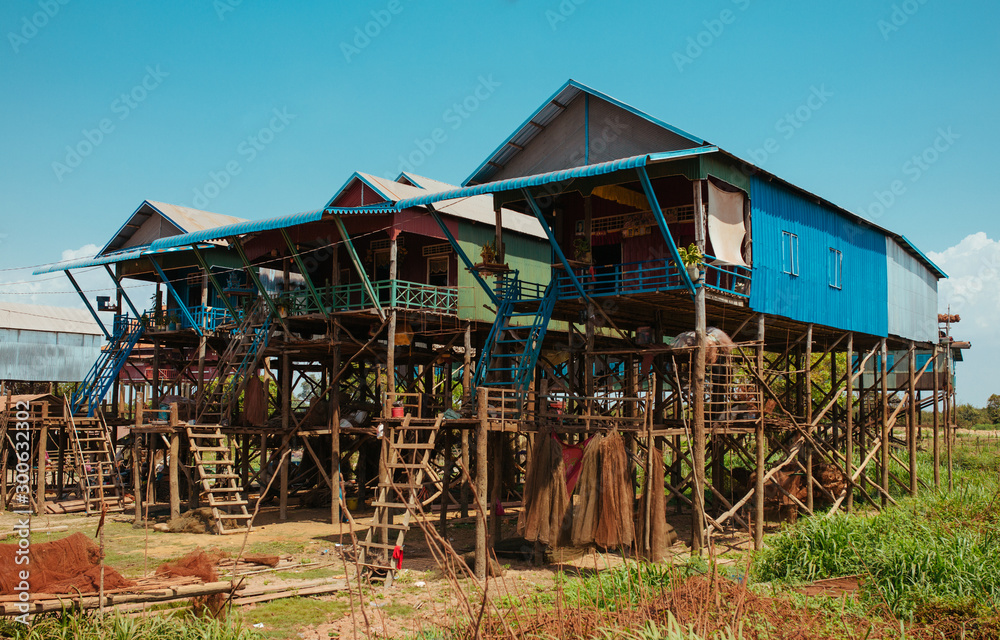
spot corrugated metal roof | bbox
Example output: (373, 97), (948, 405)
(898, 235), (947, 279)
(0, 302), (103, 335)
(328, 172), (548, 238)
(32, 244), (207, 274)
(149, 209), (325, 251)
(390, 148), (718, 210)
(463, 79), (707, 186)
(99, 200), (248, 256)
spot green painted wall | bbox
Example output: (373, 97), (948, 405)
(457, 221), (552, 323)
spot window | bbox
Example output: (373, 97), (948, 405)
(828, 248), (843, 289)
(427, 255), (449, 287)
(781, 231), (799, 276)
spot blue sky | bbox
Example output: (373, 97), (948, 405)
(1, 1), (998, 403)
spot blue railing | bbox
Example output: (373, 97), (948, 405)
(277, 280), (458, 316)
(495, 273), (546, 301)
(553, 256), (750, 301)
(183, 305), (241, 331)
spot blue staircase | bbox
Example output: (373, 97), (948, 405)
(474, 273), (556, 397)
(196, 299), (275, 424)
(72, 315), (145, 417)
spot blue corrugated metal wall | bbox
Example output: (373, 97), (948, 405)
(749, 176), (888, 336)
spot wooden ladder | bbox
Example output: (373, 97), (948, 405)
(66, 411), (125, 515)
(186, 425), (252, 534)
(358, 414), (441, 585)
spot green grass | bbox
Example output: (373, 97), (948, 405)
(753, 435), (1000, 621)
(245, 596), (349, 639)
(270, 567), (339, 581)
(0, 611), (259, 640)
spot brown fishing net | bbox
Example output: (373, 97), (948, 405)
(155, 548), (227, 583)
(593, 431), (634, 549)
(571, 433), (604, 546)
(636, 446), (677, 560)
(517, 428), (570, 546)
(156, 548), (229, 616)
(0, 532), (133, 595)
(571, 431), (635, 549)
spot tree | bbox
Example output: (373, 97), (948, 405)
(956, 403), (987, 428)
(987, 394), (1000, 424)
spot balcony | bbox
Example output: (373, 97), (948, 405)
(553, 256), (751, 301)
(278, 279), (458, 316)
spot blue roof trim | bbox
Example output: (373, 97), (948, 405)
(385, 147), (718, 211)
(899, 235), (948, 279)
(149, 209), (325, 251)
(462, 79), (707, 187)
(32, 244), (206, 275)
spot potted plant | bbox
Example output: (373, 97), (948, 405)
(480, 239), (498, 265)
(678, 243), (704, 282)
(166, 313), (179, 331)
(573, 237), (592, 263)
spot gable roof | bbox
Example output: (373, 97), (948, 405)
(99, 200), (247, 256)
(464, 79), (708, 186)
(326, 172), (547, 239)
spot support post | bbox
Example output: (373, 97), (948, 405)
(475, 389), (488, 580)
(281, 229), (326, 315)
(148, 259), (202, 336)
(846, 332), (854, 511)
(805, 324), (814, 512)
(191, 246), (240, 321)
(331, 329), (342, 526)
(945, 345), (953, 490)
(753, 314), (765, 549)
(908, 341), (917, 496)
(280, 354), (290, 521)
(64, 271), (111, 340)
(691, 178), (707, 552)
(932, 344), (940, 488)
(37, 407), (48, 514)
(169, 431), (180, 521)
(880, 339), (889, 506)
(461, 322), (472, 519)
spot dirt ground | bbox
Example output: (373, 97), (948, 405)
(0, 502), (759, 639)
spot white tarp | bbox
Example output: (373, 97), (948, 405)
(706, 180), (748, 267)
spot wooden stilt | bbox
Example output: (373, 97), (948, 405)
(691, 178), (707, 553)
(753, 314), (765, 549)
(475, 389), (488, 580)
(880, 339), (889, 506)
(845, 333), (854, 512)
(280, 354), (290, 521)
(932, 344), (940, 488)
(908, 341), (917, 496)
(805, 324), (813, 512)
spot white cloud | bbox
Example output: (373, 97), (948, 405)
(926, 232), (1000, 406)
(0, 244), (153, 322)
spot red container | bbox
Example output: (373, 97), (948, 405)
(391, 406), (405, 418)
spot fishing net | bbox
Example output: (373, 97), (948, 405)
(0, 532), (133, 595)
(517, 428), (570, 546)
